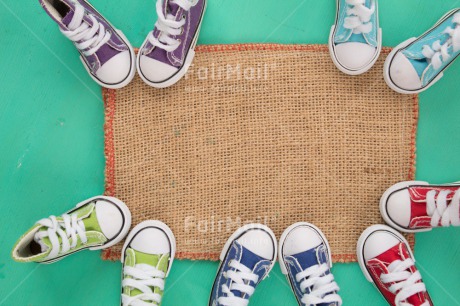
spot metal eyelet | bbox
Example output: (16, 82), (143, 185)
(182, 14), (186, 20)
(180, 27), (184, 35)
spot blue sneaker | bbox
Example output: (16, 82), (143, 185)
(209, 224), (277, 306)
(384, 9), (460, 94)
(279, 223), (342, 306)
(329, 0), (382, 75)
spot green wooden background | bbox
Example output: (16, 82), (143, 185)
(1, 0), (460, 305)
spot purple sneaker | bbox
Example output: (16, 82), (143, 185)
(137, 0), (206, 88)
(39, 0), (136, 89)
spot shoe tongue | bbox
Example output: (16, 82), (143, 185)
(292, 244), (327, 271)
(33, 203), (95, 255)
(56, 0), (94, 30)
(61, 9), (75, 28)
(230, 244), (265, 298)
(165, 0), (183, 17)
(127, 250), (168, 305)
(378, 244), (428, 306)
(33, 230), (53, 253)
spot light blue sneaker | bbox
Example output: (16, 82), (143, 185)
(329, 0), (382, 75)
(384, 9), (460, 94)
(279, 223), (342, 306)
(209, 224), (277, 306)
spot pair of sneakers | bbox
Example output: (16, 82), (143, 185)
(39, 0), (206, 89)
(357, 180), (460, 305)
(209, 223), (342, 306)
(330, 1), (460, 94)
(12, 196), (176, 306)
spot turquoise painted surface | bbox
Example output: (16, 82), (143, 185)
(1, 0), (460, 305)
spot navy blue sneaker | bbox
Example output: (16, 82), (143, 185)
(209, 224), (277, 306)
(279, 223), (342, 306)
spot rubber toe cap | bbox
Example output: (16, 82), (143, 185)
(96, 51), (132, 85)
(385, 189), (412, 228)
(130, 227), (171, 255)
(236, 228), (276, 260)
(388, 52), (423, 91)
(95, 200), (124, 240)
(139, 55), (179, 83)
(363, 230), (400, 260)
(334, 42), (378, 71)
(282, 225), (323, 256)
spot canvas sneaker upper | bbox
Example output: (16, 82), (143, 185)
(121, 220), (176, 306)
(39, 0), (135, 88)
(12, 196), (131, 263)
(279, 223), (342, 306)
(385, 9), (460, 93)
(137, 0), (206, 87)
(330, 0), (381, 74)
(358, 225), (433, 306)
(381, 181), (460, 232)
(209, 225), (276, 306)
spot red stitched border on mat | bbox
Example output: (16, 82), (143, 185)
(103, 87), (116, 197)
(101, 44), (418, 262)
(409, 94), (419, 181)
(195, 43), (392, 54)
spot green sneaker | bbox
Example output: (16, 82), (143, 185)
(12, 196), (131, 263)
(121, 220), (176, 306)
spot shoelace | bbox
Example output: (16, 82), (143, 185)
(426, 188), (460, 227)
(148, 0), (199, 52)
(217, 259), (259, 306)
(296, 263), (342, 305)
(60, 3), (111, 56)
(422, 13), (460, 70)
(122, 264), (166, 306)
(343, 0), (375, 35)
(34, 213), (87, 259)
(380, 259), (429, 306)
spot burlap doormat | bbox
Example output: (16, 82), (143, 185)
(102, 44), (417, 262)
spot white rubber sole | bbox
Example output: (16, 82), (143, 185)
(379, 181), (430, 233)
(383, 9), (460, 94)
(121, 220), (176, 277)
(219, 223), (277, 280)
(80, 30), (137, 89)
(136, 0), (207, 89)
(278, 222), (332, 275)
(356, 224), (415, 283)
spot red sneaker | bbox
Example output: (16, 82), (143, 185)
(357, 225), (433, 306)
(380, 181), (460, 233)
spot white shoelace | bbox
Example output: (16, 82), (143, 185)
(217, 260), (259, 306)
(422, 13), (460, 70)
(122, 264), (166, 306)
(426, 188), (460, 227)
(296, 263), (342, 305)
(60, 3), (111, 56)
(343, 0), (375, 35)
(380, 259), (429, 306)
(148, 0), (199, 52)
(34, 213), (87, 259)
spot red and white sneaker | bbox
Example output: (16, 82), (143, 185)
(380, 181), (460, 233)
(357, 225), (433, 306)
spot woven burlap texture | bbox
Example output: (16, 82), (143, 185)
(102, 44), (417, 262)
